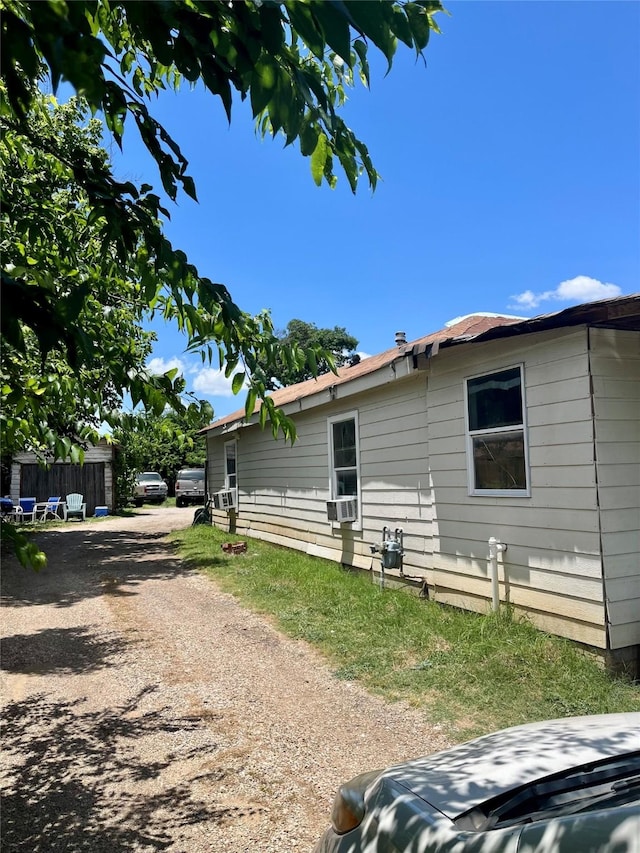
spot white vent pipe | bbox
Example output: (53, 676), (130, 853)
(488, 537), (507, 612)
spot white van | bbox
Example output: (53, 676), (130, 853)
(175, 468), (206, 507)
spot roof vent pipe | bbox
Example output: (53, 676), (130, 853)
(395, 331), (407, 346)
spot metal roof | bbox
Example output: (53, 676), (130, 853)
(201, 294), (639, 434)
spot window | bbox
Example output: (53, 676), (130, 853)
(328, 411), (361, 498)
(465, 365), (529, 496)
(224, 440), (237, 491)
(177, 469), (205, 481)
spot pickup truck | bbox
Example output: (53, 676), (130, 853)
(175, 468), (205, 507)
(133, 472), (168, 506)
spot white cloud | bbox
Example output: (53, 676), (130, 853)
(192, 366), (248, 398)
(555, 276), (621, 302)
(146, 356), (186, 376)
(146, 356), (247, 400)
(509, 276), (622, 311)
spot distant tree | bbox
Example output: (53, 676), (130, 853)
(269, 320), (360, 388)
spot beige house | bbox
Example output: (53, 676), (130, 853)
(202, 296), (640, 674)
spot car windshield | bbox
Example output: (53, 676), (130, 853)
(179, 470), (204, 480)
(455, 752), (640, 831)
(138, 473), (162, 482)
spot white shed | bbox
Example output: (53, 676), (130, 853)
(202, 296), (640, 675)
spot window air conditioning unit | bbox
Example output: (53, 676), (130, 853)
(212, 489), (237, 511)
(327, 497), (357, 523)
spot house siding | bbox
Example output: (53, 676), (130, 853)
(207, 375), (434, 575)
(205, 314), (639, 656)
(590, 327), (640, 651)
(427, 326), (606, 648)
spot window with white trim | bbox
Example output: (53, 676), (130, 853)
(224, 440), (237, 491)
(465, 365), (530, 496)
(328, 412), (360, 500)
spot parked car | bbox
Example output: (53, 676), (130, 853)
(175, 467), (205, 507)
(133, 472), (168, 506)
(314, 713), (640, 853)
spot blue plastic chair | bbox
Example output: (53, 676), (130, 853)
(18, 497), (37, 522)
(38, 496), (63, 521)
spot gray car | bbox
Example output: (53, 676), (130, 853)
(314, 713), (640, 853)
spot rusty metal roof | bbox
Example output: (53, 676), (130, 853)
(202, 294), (639, 434)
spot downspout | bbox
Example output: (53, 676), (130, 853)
(488, 537), (507, 611)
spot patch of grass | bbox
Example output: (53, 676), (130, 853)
(169, 526), (640, 741)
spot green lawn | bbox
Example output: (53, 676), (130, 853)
(169, 525), (639, 742)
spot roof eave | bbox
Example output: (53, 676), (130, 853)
(201, 352), (415, 436)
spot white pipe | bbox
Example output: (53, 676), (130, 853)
(488, 537), (507, 612)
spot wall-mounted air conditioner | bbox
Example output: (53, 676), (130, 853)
(327, 497), (357, 523)
(212, 489), (237, 511)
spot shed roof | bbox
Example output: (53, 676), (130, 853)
(202, 294), (639, 434)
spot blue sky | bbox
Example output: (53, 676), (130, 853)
(110, 1), (639, 420)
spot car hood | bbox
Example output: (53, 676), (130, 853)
(382, 713), (640, 820)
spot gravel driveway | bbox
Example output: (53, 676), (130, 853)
(1, 508), (449, 852)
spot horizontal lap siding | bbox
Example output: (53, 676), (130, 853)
(352, 380), (432, 574)
(591, 328), (640, 650)
(205, 377), (433, 577)
(205, 325), (634, 652)
(206, 435), (224, 496)
(428, 327), (606, 648)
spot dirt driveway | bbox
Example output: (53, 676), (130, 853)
(1, 508), (449, 852)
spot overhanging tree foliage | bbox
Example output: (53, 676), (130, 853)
(1, 0), (443, 453)
(0, 93), (209, 460)
(269, 319), (360, 388)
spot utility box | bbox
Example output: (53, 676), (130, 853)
(326, 497), (357, 523)
(212, 489), (237, 511)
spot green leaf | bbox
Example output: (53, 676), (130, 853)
(306, 347), (318, 376)
(312, 2), (352, 63)
(344, 1), (397, 66)
(353, 38), (370, 86)
(405, 3), (433, 51)
(300, 120), (320, 157)
(200, 55), (233, 121)
(181, 174), (198, 201)
(311, 132), (328, 186)
(258, 4), (285, 54)
(231, 371), (245, 395)
(250, 58), (278, 117)
(244, 387), (257, 419)
(286, 2), (325, 59)
(390, 6), (414, 48)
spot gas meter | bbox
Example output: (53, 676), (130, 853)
(370, 527), (404, 587)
